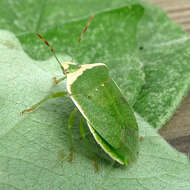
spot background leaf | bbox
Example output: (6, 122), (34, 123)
(0, 27), (190, 190)
(0, 2), (145, 106)
(1, 0), (190, 128)
(134, 2), (190, 129)
(1, 0), (190, 189)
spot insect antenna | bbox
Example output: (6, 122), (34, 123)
(78, 15), (95, 43)
(36, 33), (65, 72)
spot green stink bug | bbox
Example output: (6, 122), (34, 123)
(22, 16), (139, 167)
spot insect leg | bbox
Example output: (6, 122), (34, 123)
(53, 76), (66, 85)
(21, 91), (68, 114)
(67, 107), (78, 163)
(80, 118), (99, 172)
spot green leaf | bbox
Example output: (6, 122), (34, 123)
(1, 0), (190, 189)
(0, 1), (145, 106)
(134, 3), (190, 129)
(0, 29), (190, 190)
(1, 0), (190, 129)
(22, 5), (145, 106)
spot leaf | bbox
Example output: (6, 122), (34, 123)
(134, 3), (190, 129)
(0, 29), (190, 190)
(21, 5), (145, 106)
(1, 0), (190, 129)
(0, 1), (145, 106)
(1, 0), (190, 189)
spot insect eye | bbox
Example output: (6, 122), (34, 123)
(64, 69), (69, 74)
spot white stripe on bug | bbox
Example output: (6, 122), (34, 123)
(87, 122), (124, 165)
(61, 62), (76, 70)
(66, 63), (106, 94)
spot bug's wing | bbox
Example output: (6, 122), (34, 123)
(71, 79), (138, 165)
(87, 122), (125, 164)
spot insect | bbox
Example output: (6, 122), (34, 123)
(22, 15), (139, 169)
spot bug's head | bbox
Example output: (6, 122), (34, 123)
(60, 62), (81, 74)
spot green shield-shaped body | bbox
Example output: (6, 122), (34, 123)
(66, 63), (138, 165)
